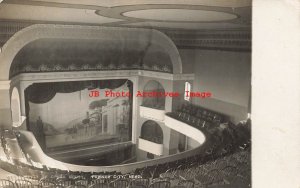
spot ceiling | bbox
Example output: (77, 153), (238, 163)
(0, 0), (252, 50)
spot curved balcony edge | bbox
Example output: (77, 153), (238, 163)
(164, 115), (206, 145)
(139, 106), (165, 122)
(138, 137), (164, 156)
(18, 115), (207, 173)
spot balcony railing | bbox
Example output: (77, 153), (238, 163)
(139, 106), (165, 122)
(138, 137), (164, 156)
(164, 115), (206, 145)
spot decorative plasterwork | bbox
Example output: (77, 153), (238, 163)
(164, 29), (251, 51)
(11, 70), (194, 83)
(10, 62), (173, 78)
(0, 21), (31, 47)
(4, 0), (251, 8)
(0, 1), (251, 51)
(96, 4), (249, 24)
(122, 9), (237, 22)
(0, 21), (251, 55)
(0, 24), (183, 80)
(122, 22), (250, 31)
(9, 38), (175, 78)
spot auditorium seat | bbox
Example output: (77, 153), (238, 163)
(38, 181), (56, 188)
(221, 166), (238, 184)
(129, 178), (149, 188)
(57, 179), (74, 186)
(207, 169), (224, 184)
(176, 179), (195, 188)
(195, 171), (214, 187)
(67, 185), (87, 188)
(108, 179), (129, 188)
(88, 182), (109, 188)
(0, 149), (250, 188)
(128, 184), (146, 188)
(0, 100), (251, 188)
(15, 179), (33, 188)
(0, 179), (15, 188)
(75, 180), (89, 186)
(148, 180), (170, 188)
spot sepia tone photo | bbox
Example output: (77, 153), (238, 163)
(0, 1), (251, 187)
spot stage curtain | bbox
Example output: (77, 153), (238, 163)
(26, 83), (57, 104)
(26, 79), (128, 104)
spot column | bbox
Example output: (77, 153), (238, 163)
(130, 77), (138, 144)
(0, 81), (12, 130)
(18, 81), (33, 130)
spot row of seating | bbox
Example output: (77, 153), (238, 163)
(0, 130), (33, 167)
(0, 102), (251, 188)
(0, 176), (193, 188)
(177, 103), (225, 124)
(163, 150), (251, 187)
(1, 149), (250, 188)
(51, 103), (251, 185)
(166, 106), (251, 150)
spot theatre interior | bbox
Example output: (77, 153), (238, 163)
(0, 1), (251, 188)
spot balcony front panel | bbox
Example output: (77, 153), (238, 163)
(138, 137), (164, 156)
(164, 115), (206, 145)
(140, 106), (165, 122)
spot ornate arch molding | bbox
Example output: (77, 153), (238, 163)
(0, 24), (182, 81)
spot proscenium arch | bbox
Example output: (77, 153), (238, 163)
(0, 24), (182, 80)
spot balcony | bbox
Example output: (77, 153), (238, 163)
(138, 137), (164, 156)
(139, 106), (165, 122)
(164, 115), (206, 145)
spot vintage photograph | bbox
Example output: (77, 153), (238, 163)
(0, 0), (251, 187)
